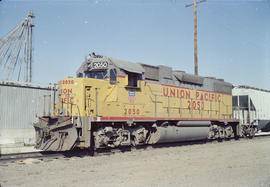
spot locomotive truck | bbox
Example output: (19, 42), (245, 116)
(34, 55), (248, 151)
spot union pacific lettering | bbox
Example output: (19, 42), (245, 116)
(163, 87), (191, 99)
(195, 91), (221, 102)
(163, 87), (222, 102)
(59, 88), (73, 94)
(61, 97), (74, 104)
(59, 88), (73, 104)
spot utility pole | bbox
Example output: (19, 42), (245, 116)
(186, 0), (206, 76)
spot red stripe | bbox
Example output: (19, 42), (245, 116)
(117, 76), (126, 78)
(94, 116), (234, 122)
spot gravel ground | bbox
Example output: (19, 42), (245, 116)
(1, 137), (270, 187)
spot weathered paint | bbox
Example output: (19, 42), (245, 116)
(58, 76), (232, 121)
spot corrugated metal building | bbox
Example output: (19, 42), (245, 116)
(233, 85), (270, 132)
(0, 81), (56, 145)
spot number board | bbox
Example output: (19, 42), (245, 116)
(89, 61), (108, 70)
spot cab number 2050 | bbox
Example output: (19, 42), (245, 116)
(124, 107), (140, 115)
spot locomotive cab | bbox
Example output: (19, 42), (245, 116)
(34, 55), (146, 151)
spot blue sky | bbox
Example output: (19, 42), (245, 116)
(0, 0), (269, 89)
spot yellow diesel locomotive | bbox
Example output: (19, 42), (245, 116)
(34, 55), (239, 151)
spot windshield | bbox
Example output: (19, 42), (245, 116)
(86, 70), (107, 79)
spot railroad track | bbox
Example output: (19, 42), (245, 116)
(0, 149), (93, 163)
(1, 133), (270, 164)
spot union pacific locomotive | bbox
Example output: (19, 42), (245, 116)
(34, 55), (251, 151)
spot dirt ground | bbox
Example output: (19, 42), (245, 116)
(1, 137), (270, 187)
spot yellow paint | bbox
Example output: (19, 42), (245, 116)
(57, 77), (232, 120)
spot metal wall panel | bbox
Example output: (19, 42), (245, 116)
(0, 82), (56, 129)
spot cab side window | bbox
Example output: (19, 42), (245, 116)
(127, 72), (142, 88)
(110, 69), (117, 84)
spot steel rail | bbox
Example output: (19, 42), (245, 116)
(0, 149), (96, 163)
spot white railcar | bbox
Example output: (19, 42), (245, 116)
(233, 86), (270, 132)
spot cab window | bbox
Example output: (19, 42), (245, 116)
(127, 72), (142, 88)
(110, 69), (117, 84)
(86, 70), (107, 79)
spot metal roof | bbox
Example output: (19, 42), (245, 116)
(108, 57), (145, 74)
(236, 85), (270, 93)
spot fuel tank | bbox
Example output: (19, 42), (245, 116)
(156, 121), (210, 143)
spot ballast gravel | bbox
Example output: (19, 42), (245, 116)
(1, 137), (270, 187)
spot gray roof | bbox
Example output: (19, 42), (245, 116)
(108, 58), (145, 74)
(174, 71), (204, 85)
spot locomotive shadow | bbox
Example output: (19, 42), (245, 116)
(49, 138), (244, 159)
(150, 139), (207, 149)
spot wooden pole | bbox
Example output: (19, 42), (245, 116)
(186, 0), (206, 76)
(194, 0), (198, 75)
